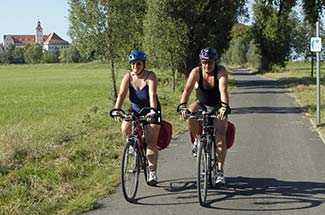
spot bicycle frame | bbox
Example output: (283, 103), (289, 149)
(189, 109), (218, 206)
(109, 107), (158, 202)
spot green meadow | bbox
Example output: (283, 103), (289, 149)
(0, 63), (191, 214)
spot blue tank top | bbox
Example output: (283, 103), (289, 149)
(128, 73), (161, 113)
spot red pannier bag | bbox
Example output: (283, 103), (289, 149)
(157, 120), (173, 150)
(190, 121), (236, 149)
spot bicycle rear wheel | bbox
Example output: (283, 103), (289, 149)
(197, 142), (208, 205)
(121, 140), (140, 202)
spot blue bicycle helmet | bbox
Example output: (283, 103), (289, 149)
(128, 50), (147, 62)
(199, 47), (218, 60)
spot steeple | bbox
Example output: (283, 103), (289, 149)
(35, 19), (43, 44)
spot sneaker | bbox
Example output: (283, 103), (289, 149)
(215, 171), (226, 185)
(192, 140), (198, 157)
(148, 170), (158, 186)
(128, 145), (135, 155)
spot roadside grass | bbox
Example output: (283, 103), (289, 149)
(0, 63), (123, 214)
(0, 63), (236, 214)
(262, 61), (325, 136)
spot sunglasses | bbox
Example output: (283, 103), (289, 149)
(130, 61), (143, 66)
(201, 60), (214, 65)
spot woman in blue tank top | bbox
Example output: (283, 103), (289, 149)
(113, 50), (161, 185)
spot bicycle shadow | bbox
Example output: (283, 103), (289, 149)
(134, 177), (198, 205)
(135, 176), (325, 212)
(203, 176), (325, 212)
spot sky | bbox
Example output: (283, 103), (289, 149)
(0, 0), (70, 43)
(0, 0), (323, 45)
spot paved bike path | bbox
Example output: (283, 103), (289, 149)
(83, 68), (325, 215)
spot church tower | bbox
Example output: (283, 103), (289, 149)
(35, 20), (43, 44)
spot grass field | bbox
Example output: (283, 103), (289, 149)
(0, 63), (220, 214)
(0, 63), (122, 214)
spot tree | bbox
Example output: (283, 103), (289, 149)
(246, 39), (262, 69)
(166, 0), (247, 73)
(68, 0), (146, 102)
(144, 0), (188, 91)
(42, 50), (59, 63)
(59, 45), (82, 63)
(12, 48), (25, 64)
(24, 44), (43, 64)
(290, 12), (313, 61)
(302, 0), (325, 25)
(252, 0), (297, 71)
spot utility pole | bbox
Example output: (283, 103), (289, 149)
(316, 21), (321, 126)
(314, 0), (322, 126)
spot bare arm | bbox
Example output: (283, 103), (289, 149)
(146, 71), (159, 110)
(114, 73), (130, 109)
(180, 67), (200, 105)
(218, 65), (229, 106)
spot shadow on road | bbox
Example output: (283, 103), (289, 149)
(130, 176), (325, 213)
(231, 106), (304, 114)
(203, 176), (325, 212)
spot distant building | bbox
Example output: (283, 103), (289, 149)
(1, 20), (69, 54)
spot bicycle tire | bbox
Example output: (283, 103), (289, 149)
(209, 141), (218, 188)
(121, 140), (140, 202)
(197, 142), (208, 205)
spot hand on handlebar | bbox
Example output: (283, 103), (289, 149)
(217, 103), (231, 120)
(145, 109), (157, 121)
(217, 106), (227, 120)
(179, 107), (188, 120)
(111, 110), (122, 122)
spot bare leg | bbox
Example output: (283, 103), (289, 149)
(121, 120), (131, 136)
(145, 124), (160, 171)
(187, 102), (200, 140)
(214, 119), (228, 171)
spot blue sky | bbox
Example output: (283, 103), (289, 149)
(0, 0), (323, 45)
(0, 0), (70, 43)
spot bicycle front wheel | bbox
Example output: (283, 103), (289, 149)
(121, 140), (140, 202)
(209, 141), (217, 188)
(197, 142), (208, 205)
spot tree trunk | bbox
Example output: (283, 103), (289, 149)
(170, 54), (176, 91)
(261, 53), (270, 72)
(110, 59), (118, 104)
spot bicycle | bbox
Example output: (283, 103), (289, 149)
(109, 107), (159, 203)
(177, 103), (231, 206)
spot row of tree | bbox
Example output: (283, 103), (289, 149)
(222, 3), (325, 69)
(68, 0), (246, 97)
(67, 0), (324, 98)
(1, 1), (324, 95)
(0, 44), (59, 64)
(0, 43), (90, 64)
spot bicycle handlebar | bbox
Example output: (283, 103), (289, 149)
(176, 102), (231, 118)
(109, 107), (159, 121)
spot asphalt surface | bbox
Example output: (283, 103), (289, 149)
(83, 68), (325, 215)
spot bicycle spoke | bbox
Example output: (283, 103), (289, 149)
(197, 143), (208, 205)
(121, 141), (139, 202)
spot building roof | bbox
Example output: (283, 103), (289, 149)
(3, 35), (50, 45)
(4, 32), (68, 46)
(44, 32), (68, 44)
